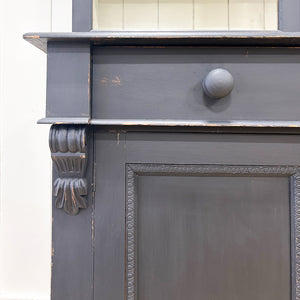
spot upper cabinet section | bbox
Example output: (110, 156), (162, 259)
(93, 0), (278, 31)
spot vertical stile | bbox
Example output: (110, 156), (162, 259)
(93, 0), (99, 30)
(264, 0), (278, 30)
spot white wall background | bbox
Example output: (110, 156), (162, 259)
(0, 1), (71, 299)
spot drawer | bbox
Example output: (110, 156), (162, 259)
(92, 47), (300, 123)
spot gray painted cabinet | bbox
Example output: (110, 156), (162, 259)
(95, 132), (297, 300)
(24, 0), (300, 299)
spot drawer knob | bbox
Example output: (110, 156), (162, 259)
(202, 68), (234, 99)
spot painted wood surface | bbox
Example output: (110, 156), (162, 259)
(128, 165), (291, 300)
(92, 47), (300, 123)
(93, 0), (278, 30)
(51, 129), (94, 300)
(95, 131), (300, 299)
(46, 42), (91, 118)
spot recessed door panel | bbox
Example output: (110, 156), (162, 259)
(135, 173), (290, 300)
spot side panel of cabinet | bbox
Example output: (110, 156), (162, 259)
(94, 131), (300, 300)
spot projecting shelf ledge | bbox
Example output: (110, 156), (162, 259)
(24, 31), (300, 52)
(37, 118), (300, 128)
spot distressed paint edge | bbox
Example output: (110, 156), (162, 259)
(90, 119), (300, 128)
(39, 118), (300, 128)
(38, 117), (90, 124)
(23, 31), (300, 52)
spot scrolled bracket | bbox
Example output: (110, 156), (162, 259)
(49, 125), (88, 215)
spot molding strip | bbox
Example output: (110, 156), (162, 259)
(126, 163), (300, 300)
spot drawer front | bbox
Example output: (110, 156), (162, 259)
(92, 47), (300, 123)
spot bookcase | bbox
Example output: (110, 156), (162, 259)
(24, 0), (300, 299)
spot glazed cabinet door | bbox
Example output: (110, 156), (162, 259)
(94, 130), (300, 300)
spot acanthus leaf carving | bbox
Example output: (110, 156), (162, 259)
(49, 125), (88, 215)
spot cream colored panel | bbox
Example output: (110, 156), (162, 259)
(195, 0), (228, 30)
(96, 0), (123, 30)
(265, 0), (278, 30)
(93, 0), (278, 31)
(124, 0), (158, 30)
(93, 0), (100, 29)
(159, 0), (194, 30)
(229, 0), (264, 30)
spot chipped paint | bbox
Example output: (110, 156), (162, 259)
(23, 32), (300, 53)
(25, 35), (40, 39)
(112, 76), (122, 86)
(101, 77), (108, 84)
(90, 119), (300, 128)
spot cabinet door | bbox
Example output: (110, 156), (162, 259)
(94, 131), (300, 300)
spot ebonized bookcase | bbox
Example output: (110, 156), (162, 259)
(25, 0), (300, 299)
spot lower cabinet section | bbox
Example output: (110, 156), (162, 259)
(94, 130), (300, 300)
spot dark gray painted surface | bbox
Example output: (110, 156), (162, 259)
(47, 42), (91, 118)
(72, 0), (93, 31)
(94, 130), (300, 300)
(93, 47), (300, 122)
(279, 0), (300, 31)
(51, 129), (94, 300)
(137, 175), (290, 300)
(36, 2), (300, 299)
(93, 132), (126, 300)
(24, 32), (300, 53)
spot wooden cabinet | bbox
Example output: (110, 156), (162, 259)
(95, 132), (297, 300)
(24, 0), (300, 299)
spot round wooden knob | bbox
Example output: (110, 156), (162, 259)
(202, 68), (234, 99)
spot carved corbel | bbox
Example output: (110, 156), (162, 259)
(49, 125), (88, 215)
